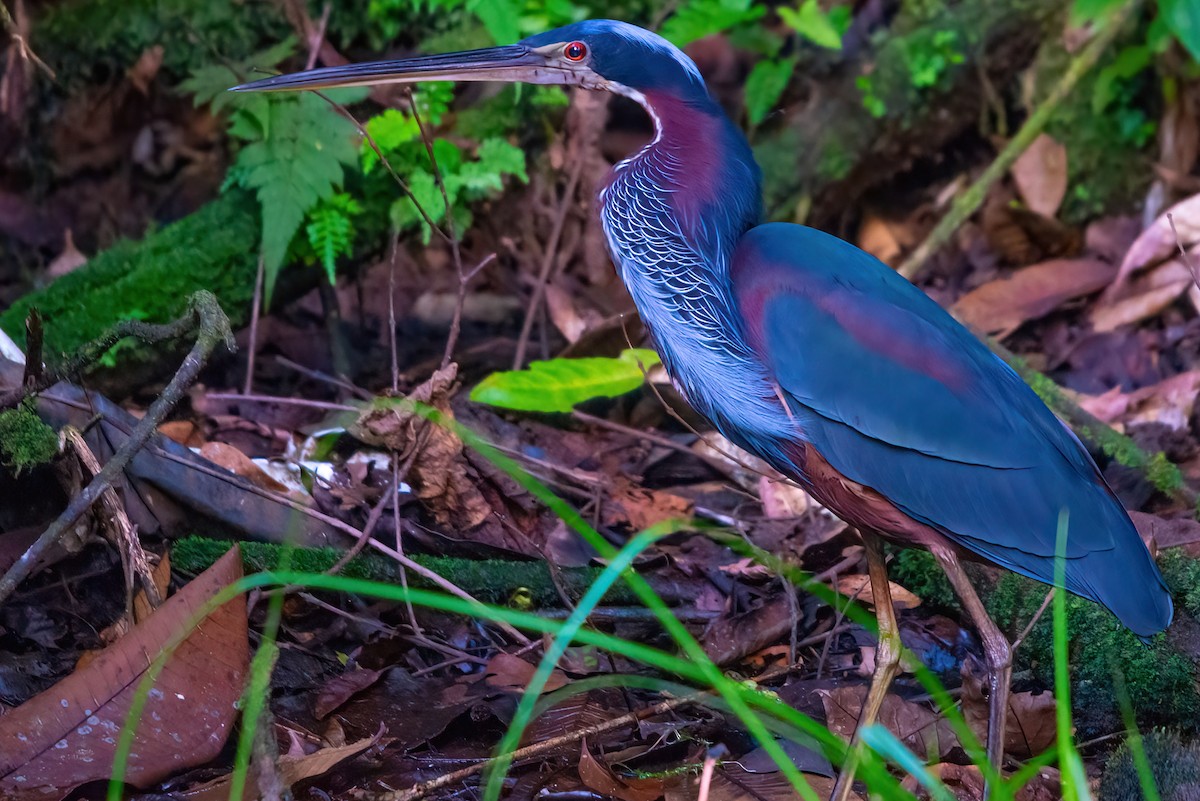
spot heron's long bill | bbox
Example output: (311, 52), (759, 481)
(231, 45), (572, 93)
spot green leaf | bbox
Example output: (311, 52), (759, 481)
(661, 0), (765, 48)
(234, 93), (359, 302)
(1161, 0), (1200, 64)
(744, 57), (796, 126)
(779, 0), (843, 51)
(470, 349), (662, 412)
(1092, 45), (1152, 114)
(181, 38), (297, 113)
(305, 193), (362, 283)
(469, 0), (520, 43)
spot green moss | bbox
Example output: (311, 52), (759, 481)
(890, 549), (958, 610)
(891, 546), (1198, 737)
(0, 402), (58, 472)
(172, 537), (640, 607)
(0, 192), (259, 375)
(1099, 730), (1200, 801)
(987, 571), (1198, 738)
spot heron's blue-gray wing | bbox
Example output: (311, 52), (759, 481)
(730, 223), (1171, 636)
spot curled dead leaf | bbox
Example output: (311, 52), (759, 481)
(352, 364), (491, 529)
(1109, 192), (1200, 299)
(1090, 258), (1195, 332)
(836, 574), (921, 610)
(818, 685), (957, 761)
(960, 658), (1055, 758)
(952, 258), (1115, 337)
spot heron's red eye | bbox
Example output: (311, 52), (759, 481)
(563, 41), (587, 61)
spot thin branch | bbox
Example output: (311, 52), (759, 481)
(898, 0), (1139, 280)
(242, 253), (265, 395)
(0, 292), (235, 605)
(403, 87), (467, 369)
(513, 158), (585, 369)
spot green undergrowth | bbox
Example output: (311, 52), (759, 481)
(1100, 729), (1200, 801)
(0, 192), (259, 372)
(0, 401), (59, 473)
(892, 549), (1200, 737)
(172, 536), (639, 607)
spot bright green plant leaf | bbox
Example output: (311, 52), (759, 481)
(470, 349), (662, 412)
(306, 193), (362, 283)
(744, 56), (796, 125)
(1069, 0), (1125, 27)
(779, 0), (843, 50)
(1161, 0), (1200, 63)
(469, 0), (520, 44)
(661, 0), (765, 48)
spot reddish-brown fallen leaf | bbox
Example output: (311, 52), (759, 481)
(818, 686), (958, 761)
(484, 652), (568, 693)
(314, 667), (386, 720)
(961, 661), (1055, 758)
(0, 547), (248, 799)
(578, 740), (663, 801)
(1110, 192), (1200, 299)
(951, 258), (1115, 337)
(166, 734), (377, 801)
(1078, 369), (1200, 429)
(1011, 134), (1068, 218)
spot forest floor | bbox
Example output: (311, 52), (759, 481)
(3, 2), (1200, 800)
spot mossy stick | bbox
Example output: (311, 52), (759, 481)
(898, 0), (1139, 280)
(0, 291), (235, 605)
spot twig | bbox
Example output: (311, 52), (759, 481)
(1167, 212), (1200, 290)
(898, 0), (1139, 280)
(513, 158), (585, 369)
(0, 292), (235, 605)
(304, 2), (331, 71)
(1, 303), (211, 411)
(1, 0), (54, 79)
(365, 695), (698, 801)
(243, 253), (265, 395)
(150, 443), (532, 644)
(404, 88), (467, 369)
(1011, 589), (1054, 654)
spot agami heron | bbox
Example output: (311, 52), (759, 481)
(234, 19), (1173, 794)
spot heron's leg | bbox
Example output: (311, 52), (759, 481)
(831, 530), (902, 801)
(930, 545), (1013, 785)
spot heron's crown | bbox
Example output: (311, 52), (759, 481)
(522, 20), (710, 102)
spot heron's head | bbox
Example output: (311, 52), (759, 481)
(231, 19), (710, 105)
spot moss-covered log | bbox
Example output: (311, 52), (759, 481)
(172, 536), (676, 608)
(0, 192), (259, 392)
(755, 0), (1060, 225)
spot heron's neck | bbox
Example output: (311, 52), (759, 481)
(600, 89), (780, 436)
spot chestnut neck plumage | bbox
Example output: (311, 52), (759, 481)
(598, 86), (793, 443)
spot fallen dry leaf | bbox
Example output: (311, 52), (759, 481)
(952, 258), (1114, 337)
(199, 441), (289, 494)
(858, 213), (906, 266)
(1078, 370), (1200, 430)
(0, 547), (248, 799)
(46, 229), (87, 279)
(314, 667), (386, 720)
(602, 477), (693, 531)
(1090, 258), (1195, 332)
(352, 364), (491, 529)
(961, 659), (1056, 758)
(1110, 192), (1200, 299)
(836, 574), (922, 610)
(819, 685), (958, 761)
(578, 740), (663, 801)
(1011, 134), (1068, 218)
(484, 652), (569, 693)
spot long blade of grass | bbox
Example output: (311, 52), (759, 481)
(860, 724), (956, 801)
(481, 522), (680, 800)
(1053, 509), (1092, 801)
